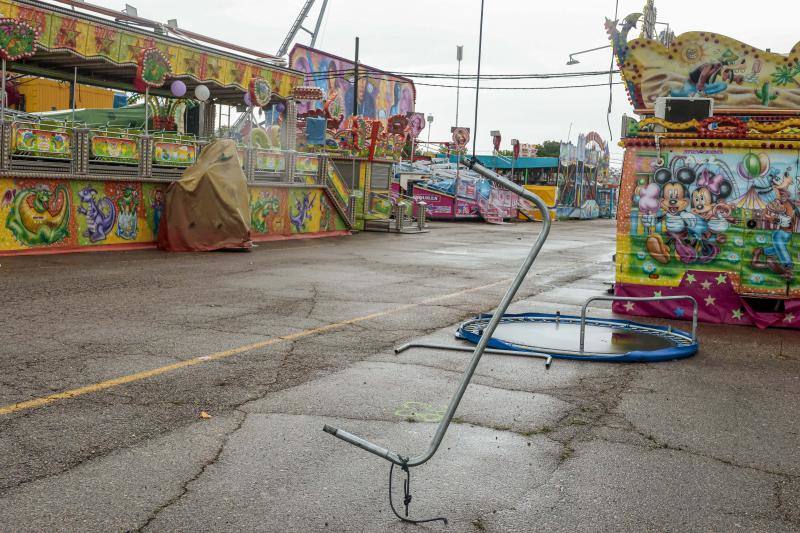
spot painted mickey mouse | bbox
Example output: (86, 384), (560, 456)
(644, 164), (728, 264)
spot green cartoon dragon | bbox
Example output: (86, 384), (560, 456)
(6, 184), (70, 246)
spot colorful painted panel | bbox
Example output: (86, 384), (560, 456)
(608, 17), (800, 111)
(0, 178), (165, 252)
(618, 146), (800, 298)
(0, 0), (302, 97)
(249, 185), (346, 238)
(12, 127), (70, 158)
(289, 44), (415, 123)
(295, 155), (319, 175)
(255, 151), (286, 172)
(90, 135), (140, 164)
(153, 141), (197, 167)
(326, 163), (349, 206)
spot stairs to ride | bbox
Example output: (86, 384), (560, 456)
(323, 187), (353, 230)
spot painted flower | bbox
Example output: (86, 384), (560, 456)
(733, 237), (744, 247)
(726, 252), (740, 262)
(636, 251), (647, 260)
(756, 235), (767, 244)
(643, 260), (657, 274)
(749, 273), (765, 284)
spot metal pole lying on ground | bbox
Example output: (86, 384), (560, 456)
(323, 158), (552, 467)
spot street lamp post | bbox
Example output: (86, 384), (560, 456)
(454, 45), (463, 216)
(566, 44), (611, 65)
(426, 114), (433, 153)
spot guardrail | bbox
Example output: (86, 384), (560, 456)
(579, 295), (698, 352)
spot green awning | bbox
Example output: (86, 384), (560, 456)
(34, 104), (146, 128)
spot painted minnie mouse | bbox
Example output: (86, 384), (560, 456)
(643, 162), (732, 264)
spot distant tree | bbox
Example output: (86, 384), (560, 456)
(537, 140), (561, 158)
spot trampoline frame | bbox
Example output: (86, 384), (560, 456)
(452, 294), (698, 363)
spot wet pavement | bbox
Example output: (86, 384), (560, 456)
(0, 220), (798, 532)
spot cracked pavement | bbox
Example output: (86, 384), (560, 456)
(0, 220), (798, 532)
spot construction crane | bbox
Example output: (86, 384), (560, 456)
(276, 0), (330, 57)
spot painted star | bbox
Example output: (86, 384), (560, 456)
(624, 301), (635, 312)
(184, 56), (200, 72)
(653, 290), (663, 297)
(96, 35), (114, 54)
(674, 307), (685, 318)
(206, 61), (222, 78)
(700, 280), (712, 290)
(59, 27), (80, 48)
(732, 308), (744, 320)
(704, 295), (716, 306)
(784, 313), (795, 323)
(685, 273), (696, 284)
(716, 274), (728, 285)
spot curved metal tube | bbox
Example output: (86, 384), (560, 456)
(324, 158), (552, 467)
(579, 295), (698, 352)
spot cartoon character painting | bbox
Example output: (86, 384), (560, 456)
(77, 186), (116, 242)
(5, 184), (70, 246)
(289, 45), (414, 124)
(290, 191), (316, 232)
(251, 191), (281, 234)
(751, 168), (799, 278)
(643, 156), (735, 265)
(116, 186), (139, 240)
(671, 49), (746, 98)
(148, 188), (164, 235)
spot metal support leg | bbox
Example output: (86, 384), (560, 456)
(324, 158), (553, 467)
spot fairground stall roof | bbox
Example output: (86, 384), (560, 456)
(606, 13), (800, 115)
(0, 0), (304, 103)
(447, 155), (559, 170)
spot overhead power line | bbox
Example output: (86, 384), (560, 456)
(413, 81), (624, 90)
(299, 68), (620, 81)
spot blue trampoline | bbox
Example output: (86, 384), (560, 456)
(455, 307), (698, 363)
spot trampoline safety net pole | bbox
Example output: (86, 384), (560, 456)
(323, 157), (553, 468)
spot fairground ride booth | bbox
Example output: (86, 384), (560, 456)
(556, 132), (609, 220)
(0, 0), (357, 255)
(445, 153), (558, 222)
(609, 12), (800, 328)
(290, 45), (424, 233)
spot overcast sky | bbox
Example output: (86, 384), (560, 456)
(93, 0), (799, 164)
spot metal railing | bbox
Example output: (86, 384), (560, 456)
(579, 295), (698, 352)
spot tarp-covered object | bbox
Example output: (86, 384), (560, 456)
(157, 139), (252, 251)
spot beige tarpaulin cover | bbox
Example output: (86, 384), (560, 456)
(157, 139), (252, 251)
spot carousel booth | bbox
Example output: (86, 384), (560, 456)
(610, 14), (800, 328)
(0, 0), (354, 255)
(295, 99), (413, 232)
(556, 132), (608, 220)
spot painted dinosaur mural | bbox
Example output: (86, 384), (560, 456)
(77, 186), (116, 242)
(0, 178), (346, 253)
(5, 183), (70, 246)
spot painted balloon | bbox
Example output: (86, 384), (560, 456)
(170, 80), (187, 97)
(758, 153), (771, 176)
(194, 84), (210, 102)
(742, 152), (761, 178)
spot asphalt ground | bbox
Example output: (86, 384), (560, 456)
(0, 219), (797, 532)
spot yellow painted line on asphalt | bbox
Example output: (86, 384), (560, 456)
(0, 277), (512, 416)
